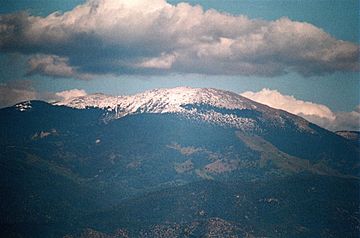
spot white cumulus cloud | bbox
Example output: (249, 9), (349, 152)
(241, 88), (336, 120)
(0, 0), (358, 78)
(241, 88), (359, 131)
(55, 89), (87, 101)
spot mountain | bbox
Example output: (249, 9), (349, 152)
(0, 87), (359, 237)
(55, 87), (309, 131)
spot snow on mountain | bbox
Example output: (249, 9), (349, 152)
(54, 87), (311, 132)
(15, 101), (32, 112)
(55, 87), (253, 111)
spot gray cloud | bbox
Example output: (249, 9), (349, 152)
(0, 0), (358, 78)
(26, 54), (92, 79)
(27, 54), (76, 77)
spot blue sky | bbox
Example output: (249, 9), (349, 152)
(0, 0), (359, 116)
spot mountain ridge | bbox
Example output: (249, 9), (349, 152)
(52, 87), (312, 133)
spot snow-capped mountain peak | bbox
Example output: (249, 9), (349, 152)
(54, 87), (310, 132)
(55, 87), (256, 113)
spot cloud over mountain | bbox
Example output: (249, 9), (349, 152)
(0, 81), (38, 108)
(0, 0), (358, 78)
(0, 81), (87, 108)
(241, 88), (360, 131)
(55, 89), (87, 101)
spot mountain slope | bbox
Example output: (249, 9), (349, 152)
(79, 176), (359, 238)
(0, 87), (359, 237)
(55, 87), (359, 176)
